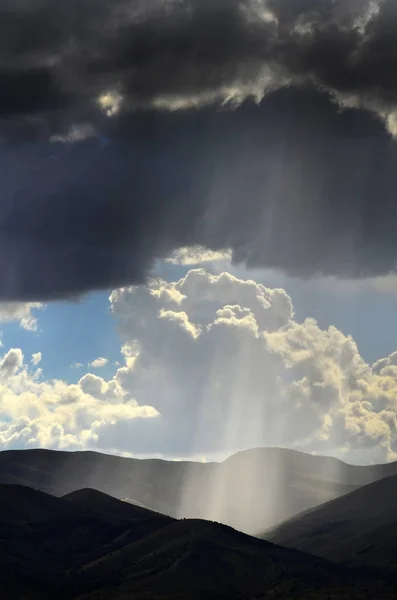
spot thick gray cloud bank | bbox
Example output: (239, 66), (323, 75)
(2, 0), (397, 299)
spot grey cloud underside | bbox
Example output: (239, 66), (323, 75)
(2, 0), (397, 299)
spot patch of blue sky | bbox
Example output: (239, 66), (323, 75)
(1, 291), (122, 384)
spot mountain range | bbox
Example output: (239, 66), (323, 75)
(0, 483), (394, 600)
(1, 447), (397, 599)
(1, 446), (396, 534)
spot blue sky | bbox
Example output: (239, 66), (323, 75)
(1, 292), (121, 384)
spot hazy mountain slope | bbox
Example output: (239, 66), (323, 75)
(0, 448), (210, 516)
(1, 447), (396, 534)
(213, 447), (392, 533)
(265, 473), (397, 569)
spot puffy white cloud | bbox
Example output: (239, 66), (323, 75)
(105, 268), (397, 462)
(31, 352), (42, 366)
(170, 248), (397, 299)
(0, 302), (44, 331)
(89, 357), (109, 369)
(0, 348), (158, 452)
(0, 348), (24, 378)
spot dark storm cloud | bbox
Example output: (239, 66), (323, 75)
(0, 0), (393, 121)
(2, 0), (397, 300)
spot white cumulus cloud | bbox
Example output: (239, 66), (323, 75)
(89, 357), (109, 368)
(1, 267), (397, 465)
(31, 352), (42, 366)
(0, 302), (44, 331)
(105, 268), (397, 463)
(0, 348), (158, 453)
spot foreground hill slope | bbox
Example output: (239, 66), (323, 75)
(265, 472), (397, 570)
(1, 446), (396, 533)
(0, 484), (395, 600)
(0, 484), (174, 597)
(63, 488), (167, 521)
(0, 483), (76, 525)
(71, 519), (396, 600)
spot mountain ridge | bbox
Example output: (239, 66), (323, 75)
(1, 446), (396, 535)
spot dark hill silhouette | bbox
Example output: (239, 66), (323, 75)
(63, 487), (169, 521)
(265, 472), (397, 570)
(70, 518), (393, 600)
(0, 483), (75, 525)
(1, 446), (396, 533)
(0, 484), (173, 596)
(0, 484), (395, 599)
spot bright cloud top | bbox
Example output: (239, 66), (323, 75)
(0, 267), (397, 463)
(165, 246), (232, 266)
(0, 348), (158, 452)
